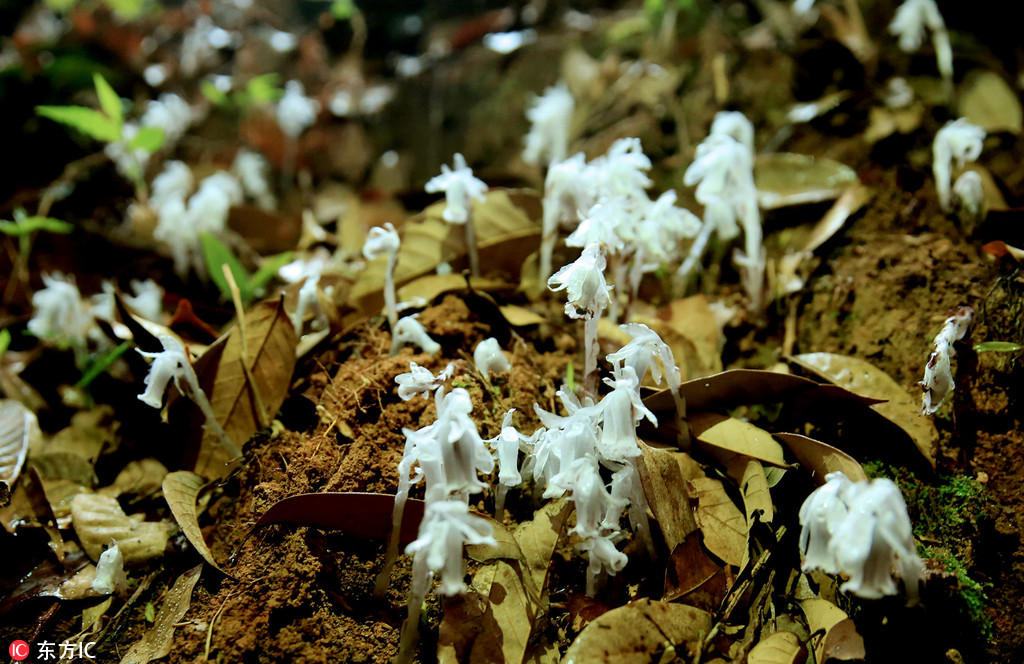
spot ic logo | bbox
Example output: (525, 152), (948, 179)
(9, 640), (30, 661)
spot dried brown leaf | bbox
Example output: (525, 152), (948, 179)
(774, 433), (867, 483)
(193, 298), (297, 478)
(99, 458), (168, 498)
(789, 352), (938, 467)
(254, 491), (426, 545)
(162, 471), (224, 573)
(755, 153), (858, 210)
(691, 477), (747, 567)
(747, 631), (806, 664)
(798, 598), (865, 662)
(120, 564), (202, 664)
(958, 70), (1023, 134)
(69, 493), (170, 564)
(637, 442), (699, 551)
(690, 412), (789, 468)
(662, 535), (728, 611)
(737, 458), (774, 525)
(500, 305), (547, 327)
(0, 399), (38, 489)
(561, 599), (712, 664)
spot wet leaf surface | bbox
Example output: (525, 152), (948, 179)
(691, 477), (747, 567)
(162, 471), (224, 573)
(958, 70), (1023, 134)
(119, 564), (202, 664)
(69, 493), (170, 564)
(0, 399), (38, 490)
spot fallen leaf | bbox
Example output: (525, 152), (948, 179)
(99, 459), (168, 498)
(800, 183), (873, 255)
(69, 493), (170, 564)
(439, 499), (571, 664)
(737, 458), (774, 525)
(798, 598), (865, 662)
(755, 153), (858, 210)
(662, 535), (728, 611)
(788, 352), (938, 467)
(748, 630), (806, 664)
(690, 412), (789, 468)
(774, 433), (867, 483)
(691, 477), (747, 567)
(562, 599), (712, 664)
(120, 564), (202, 664)
(0, 399), (38, 490)
(958, 70), (1023, 134)
(500, 305), (547, 327)
(397, 274), (512, 305)
(162, 471), (224, 574)
(863, 104), (925, 144)
(350, 189), (542, 313)
(193, 297), (297, 478)
(637, 442), (699, 551)
(254, 491), (426, 546)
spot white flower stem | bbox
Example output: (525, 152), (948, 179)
(384, 251), (398, 328)
(395, 553), (432, 664)
(375, 458), (413, 597)
(495, 484), (509, 522)
(675, 220), (714, 294)
(465, 208), (480, 277)
(584, 316), (599, 399)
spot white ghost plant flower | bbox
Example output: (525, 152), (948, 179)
(522, 82), (574, 167)
(149, 160), (194, 212)
(920, 305), (973, 415)
(363, 222), (401, 327)
(395, 361), (455, 401)
(232, 149), (275, 210)
(390, 316), (440, 356)
(933, 120), (985, 211)
(539, 153), (590, 286)
(889, 0), (952, 85)
(28, 272), (93, 349)
(290, 275), (325, 335)
(952, 170), (984, 220)
(473, 337), (511, 378)
(425, 153), (488, 276)
(92, 543), (127, 595)
(276, 80), (319, 139)
(800, 472), (925, 602)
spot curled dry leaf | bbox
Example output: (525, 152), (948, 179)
(662, 535), (728, 612)
(120, 564), (202, 664)
(0, 399), (38, 491)
(736, 457), (774, 526)
(162, 471), (224, 574)
(798, 598), (866, 662)
(397, 274), (511, 306)
(690, 477), (747, 567)
(69, 493), (171, 564)
(747, 630), (806, 664)
(561, 599), (712, 664)
(439, 498), (571, 664)
(958, 70), (1023, 134)
(500, 304), (547, 327)
(788, 352), (938, 467)
(689, 412), (788, 468)
(637, 442), (699, 552)
(774, 433), (867, 483)
(754, 153), (858, 210)
(192, 297), (297, 478)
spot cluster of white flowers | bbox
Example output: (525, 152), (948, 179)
(933, 119), (985, 212)
(231, 149), (275, 210)
(276, 80), (319, 139)
(150, 161), (243, 279)
(91, 278), (165, 324)
(522, 83), (574, 167)
(920, 306), (973, 415)
(800, 472), (925, 601)
(105, 94), (198, 181)
(27, 272), (94, 348)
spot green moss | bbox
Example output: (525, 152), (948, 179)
(922, 546), (993, 639)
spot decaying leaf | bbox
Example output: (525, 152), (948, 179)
(99, 458), (168, 498)
(162, 471), (224, 573)
(958, 70), (1023, 134)
(754, 153), (858, 210)
(789, 352), (938, 467)
(637, 442), (699, 551)
(0, 399), (38, 490)
(736, 458), (774, 525)
(397, 274), (511, 305)
(351, 189), (542, 313)
(193, 297), (297, 478)
(439, 498), (571, 664)
(747, 630), (806, 664)
(662, 535), (728, 611)
(69, 493), (171, 564)
(254, 491), (426, 546)
(500, 304), (547, 327)
(690, 412), (789, 468)
(634, 295), (723, 381)
(798, 598), (866, 662)
(562, 599), (712, 664)
(120, 564), (202, 664)
(774, 433), (867, 483)
(690, 477), (747, 567)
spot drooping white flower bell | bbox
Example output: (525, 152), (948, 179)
(547, 243), (612, 320)
(424, 153), (488, 225)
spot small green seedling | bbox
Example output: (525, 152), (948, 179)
(201, 73), (283, 109)
(0, 209), (74, 288)
(76, 341), (131, 391)
(200, 233), (291, 304)
(973, 341), (1023, 353)
(44, 0), (150, 19)
(0, 329), (10, 357)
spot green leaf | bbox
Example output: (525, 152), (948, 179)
(0, 216), (74, 236)
(92, 72), (122, 127)
(129, 126), (166, 153)
(245, 74), (282, 105)
(0, 328), (10, 356)
(43, 0), (77, 11)
(200, 233), (252, 302)
(36, 105), (121, 143)
(331, 0), (355, 20)
(249, 252), (293, 293)
(76, 341), (131, 390)
(566, 359), (575, 393)
(200, 80), (231, 107)
(104, 0), (147, 19)
(973, 341), (1024, 353)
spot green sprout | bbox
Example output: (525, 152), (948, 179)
(201, 74), (283, 109)
(76, 340), (131, 391)
(0, 209), (74, 290)
(36, 73), (165, 195)
(200, 233), (291, 304)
